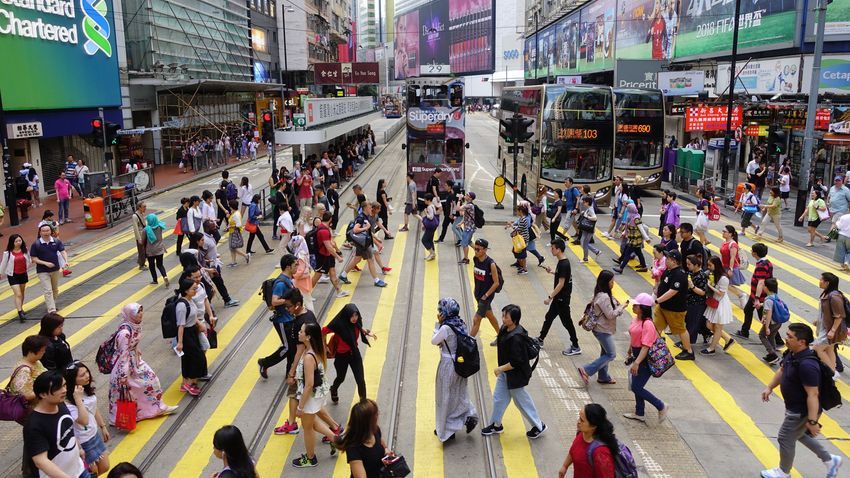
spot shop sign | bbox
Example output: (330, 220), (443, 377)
(6, 122), (42, 139)
(775, 108), (831, 130)
(744, 107), (772, 122)
(292, 113), (306, 127)
(616, 60), (662, 89)
(0, 0), (121, 111)
(657, 71), (705, 96)
(314, 62), (380, 85)
(670, 103), (688, 115)
(304, 96), (373, 128)
(684, 105), (742, 132)
(745, 124), (768, 136)
(715, 57), (801, 95)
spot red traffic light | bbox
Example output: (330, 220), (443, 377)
(91, 119), (103, 128)
(262, 112), (272, 122)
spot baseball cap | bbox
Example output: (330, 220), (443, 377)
(467, 191), (476, 199)
(835, 176), (844, 182)
(663, 250), (683, 263)
(474, 238), (489, 249)
(631, 293), (655, 307)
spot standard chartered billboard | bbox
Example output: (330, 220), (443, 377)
(0, 0), (121, 111)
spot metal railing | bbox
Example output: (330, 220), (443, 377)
(114, 166), (156, 193)
(669, 164), (740, 208)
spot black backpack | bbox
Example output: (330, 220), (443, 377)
(304, 228), (320, 256)
(261, 277), (285, 310)
(161, 296), (189, 339)
(799, 355), (842, 411)
(494, 263), (504, 293)
(473, 204), (486, 229)
(444, 324), (480, 378)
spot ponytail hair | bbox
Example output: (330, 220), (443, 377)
(584, 403), (619, 460)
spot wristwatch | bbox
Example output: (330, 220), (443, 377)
(807, 419), (820, 426)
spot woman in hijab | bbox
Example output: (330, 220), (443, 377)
(108, 303), (177, 426)
(431, 297), (479, 442)
(288, 235), (315, 312)
(322, 304), (375, 404)
(144, 212), (169, 286)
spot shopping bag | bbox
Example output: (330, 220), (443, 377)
(115, 386), (137, 431)
(511, 232), (526, 253)
(207, 324), (218, 349)
(244, 221), (258, 234)
(647, 337), (675, 378)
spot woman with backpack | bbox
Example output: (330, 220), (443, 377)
(144, 213), (169, 286)
(738, 183), (760, 237)
(107, 303), (177, 426)
(558, 403), (620, 478)
(174, 278), (207, 397)
(323, 304), (373, 403)
(246, 194), (274, 254)
(814, 272), (847, 376)
(624, 293), (668, 424)
(577, 271), (626, 387)
(432, 298), (479, 442)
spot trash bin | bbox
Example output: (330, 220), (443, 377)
(687, 150), (705, 182)
(84, 196), (107, 229)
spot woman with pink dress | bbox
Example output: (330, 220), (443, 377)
(108, 303), (177, 425)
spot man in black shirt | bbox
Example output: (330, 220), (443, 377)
(679, 222), (706, 267)
(428, 168), (442, 205)
(327, 179), (340, 231)
(471, 239), (501, 344)
(653, 250), (694, 360)
(536, 239), (580, 356)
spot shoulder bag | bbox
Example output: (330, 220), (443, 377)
(0, 365), (31, 425)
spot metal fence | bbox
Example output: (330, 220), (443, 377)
(114, 166), (156, 193)
(669, 163), (740, 209)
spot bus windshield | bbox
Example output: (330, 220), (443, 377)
(544, 86), (613, 122)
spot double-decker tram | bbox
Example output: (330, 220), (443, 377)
(403, 77), (466, 193)
(613, 88), (665, 189)
(499, 84), (615, 206)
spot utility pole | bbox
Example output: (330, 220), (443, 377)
(796, 0), (830, 226)
(98, 107), (113, 227)
(270, 99), (277, 173)
(512, 115), (520, 210)
(720, 0), (742, 201)
(0, 90), (19, 226)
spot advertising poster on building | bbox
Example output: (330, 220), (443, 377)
(0, 0), (121, 110)
(418, 0), (451, 75)
(715, 57), (801, 95)
(578, 0), (616, 73)
(448, 0), (494, 74)
(615, 59), (662, 88)
(394, 10), (420, 79)
(675, 0), (798, 59)
(684, 105), (742, 132)
(805, 0), (850, 40)
(801, 55), (850, 94)
(615, 0), (679, 60)
(524, 35), (537, 79)
(657, 70), (705, 95)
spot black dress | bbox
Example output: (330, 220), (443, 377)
(178, 301), (208, 379)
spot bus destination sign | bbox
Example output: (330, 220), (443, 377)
(557, 128), (599, 140)
(617, 123), (652, 134)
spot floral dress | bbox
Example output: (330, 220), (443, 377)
(108, 322), (168, 424)
(8, 359), (45, 407)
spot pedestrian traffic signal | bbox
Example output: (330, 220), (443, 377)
(91, 118), (104, 147)
(767, 123), (787, 156)
(261, 111), (274, 143)
(499, 117), (515, 143)
(515, 117), (535, 143)
(106, 122), (121, 145)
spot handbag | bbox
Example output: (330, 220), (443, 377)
(647, 336), (675, 378)
(199, 329), (211, 351)
(349, 231), (370, 247)
(114, 386), (137, 431)
(511, 231), (526, 253)
(530, 223), (541, 241)
(577, 214), (596, 233)
(244, 221), (258, 234)
(380, 454), (411, 477)
(818, 208), (831, 221)
(705, 296), (719, 309)
(207, 323), (218, 349)
(229, 231), (244, 249)
(1, 365), (31, 425)
(173, 220), (183, 236)
(422, 214), (439, 229)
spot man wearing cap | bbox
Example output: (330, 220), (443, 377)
(457, 192), (478, 264)
(653, 250), (695, 360)
(827, 176), (850, 242)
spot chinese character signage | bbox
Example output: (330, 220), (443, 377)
(6, 122), (43, 139)
(304, 97), (374, 128)
(684, 106), (743, 132)
(617, 123), (654, 134)
(615, 59), (662, 88)
(675, 0), (798, 59)
(775, 108), (831, 131)
(745, 124), (768, 137)
(314, 63), (380, 85)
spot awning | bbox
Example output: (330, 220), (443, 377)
(129, 77), (285, 94)
(824, 133), (850, 144)
(276, 111), (381, 145)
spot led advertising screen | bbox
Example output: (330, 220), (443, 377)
(0, 0), (121, 110)
(615, 0), (679, 60)
(674, 0), (798, 59)
(394, 0), (495, 78)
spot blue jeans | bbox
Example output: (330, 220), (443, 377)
(629, 347), (665, 416)
(526, 239), (545, 263)
(582, 331), (616, 382)
(489, 373), (543, 430)
(58, 198), (70, 223)
(451, 216), (463, 242)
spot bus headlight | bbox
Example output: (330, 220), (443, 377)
(645, 172), (661, 184)
(594, 186), (610, 199)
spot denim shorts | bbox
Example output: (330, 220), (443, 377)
(460, 228), (474, 247)
(81, 433), (107, 466)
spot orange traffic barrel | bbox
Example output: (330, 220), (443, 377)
(84, 196), (107, 229)
(734, 182), (756, 208)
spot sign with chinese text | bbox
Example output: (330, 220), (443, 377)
(775, 108), (831, 131)
(744, 107), (772, 122)
(745, 124), (768, 136)
(314, 63), (380, 84)
(6, 122), (43, 139)
(617, 123), (653, 134)
(616, 60), (662, 89)
(684, 106), (742, 132)
(304, 97), (374, 128)
(557, 127), (599, 140)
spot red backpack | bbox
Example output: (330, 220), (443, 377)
(709, 202), (721, 221)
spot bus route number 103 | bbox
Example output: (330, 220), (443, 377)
(557, 128), (598, 140)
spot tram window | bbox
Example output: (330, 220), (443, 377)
(450, 85), (463, 107)
(409, 140), (427, 164)
(542, 146), (611, 182)
(407, 85), (420, 108)
(446, 139), (463, 163)
(426, 140), (445, 165)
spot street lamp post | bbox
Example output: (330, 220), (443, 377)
(720, 0), (742, 201)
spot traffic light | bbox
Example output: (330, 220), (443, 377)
(106, 122), (120, 145)
(515, 117), (534, 143)
(499, 117), (515, 143)
(90, 118), (104, 147)
(767, 123), (787, 156)
(261, 111), (274, 143)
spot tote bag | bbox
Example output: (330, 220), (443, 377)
(114, 386), (137, 431)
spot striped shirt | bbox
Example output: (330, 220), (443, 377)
(750, 258), (773, 300)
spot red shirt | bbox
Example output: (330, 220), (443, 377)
(750, 258), (773, 300)
(316, 224), (332, 256)
(321, 326), (359, 354)
(12, 251), (27, 275)
(650, 17), (666, 60)
(569, 432), (616, 478)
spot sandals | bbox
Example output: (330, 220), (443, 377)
(597, 378), (617, 385)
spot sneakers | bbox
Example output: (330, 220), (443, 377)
(675, 351), (695, 361)
(760, 467), (791, 478)
(480, 423), (504, 436)
(374, 279), (387, 287)
(732, 330), (750, 340)
(180, 382), (200, 396)
(658, 406), (669, 423)
(825, 454), (843, 478)
(763, 353), (780, 365)
(526, 423), (547, 439)
(335, 290), (350, 298)
(338, 274), (351, 284)
(275, 420), (300, 435)
(318, 275), (331, 284)
(224, 299), (240, 307)
(292, 454), (317, 468)
(465, 416), (479, 433)
(699, 348), (716, 356)
(322, 425), (344, 443)
(562, 346), (582, 356)
(623, 413), (646, 423)
(399, 226), (409, 232)
(258, 359), (268, 380)
(330, 388), (339, 404)
(517, 268), (528, 275)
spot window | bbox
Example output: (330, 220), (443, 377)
(614, 139), (662, 169)
(541, 145), (611, 182)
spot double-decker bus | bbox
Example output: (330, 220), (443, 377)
(613, 88), (665, 189)
(403, 77), (466, 192)
(499, 84), (615, 206)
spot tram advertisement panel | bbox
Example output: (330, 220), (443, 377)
(407, 106), (465, 190)
(674, 0), (798, 59)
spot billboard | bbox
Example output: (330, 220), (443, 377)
(615, 0), (680, 60)
(657, 70), (705, 95)
(0, 0), (121, 111)
(684, 105), (742, 132)
(715, 57), (801, 95)
(805, 0), (850, 40)
(801, 55), (850, 94)
(314, 63), (380, 84)
(523, 35), (537, 78)
(674, 0), (798, 59)
(615, 59), (662, 88)
(394, 0), (495, 79)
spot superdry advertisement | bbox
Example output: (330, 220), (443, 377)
(615, 0), (679, 60)
(406, 107), (464, 140)
(674, 0), (798, 59)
